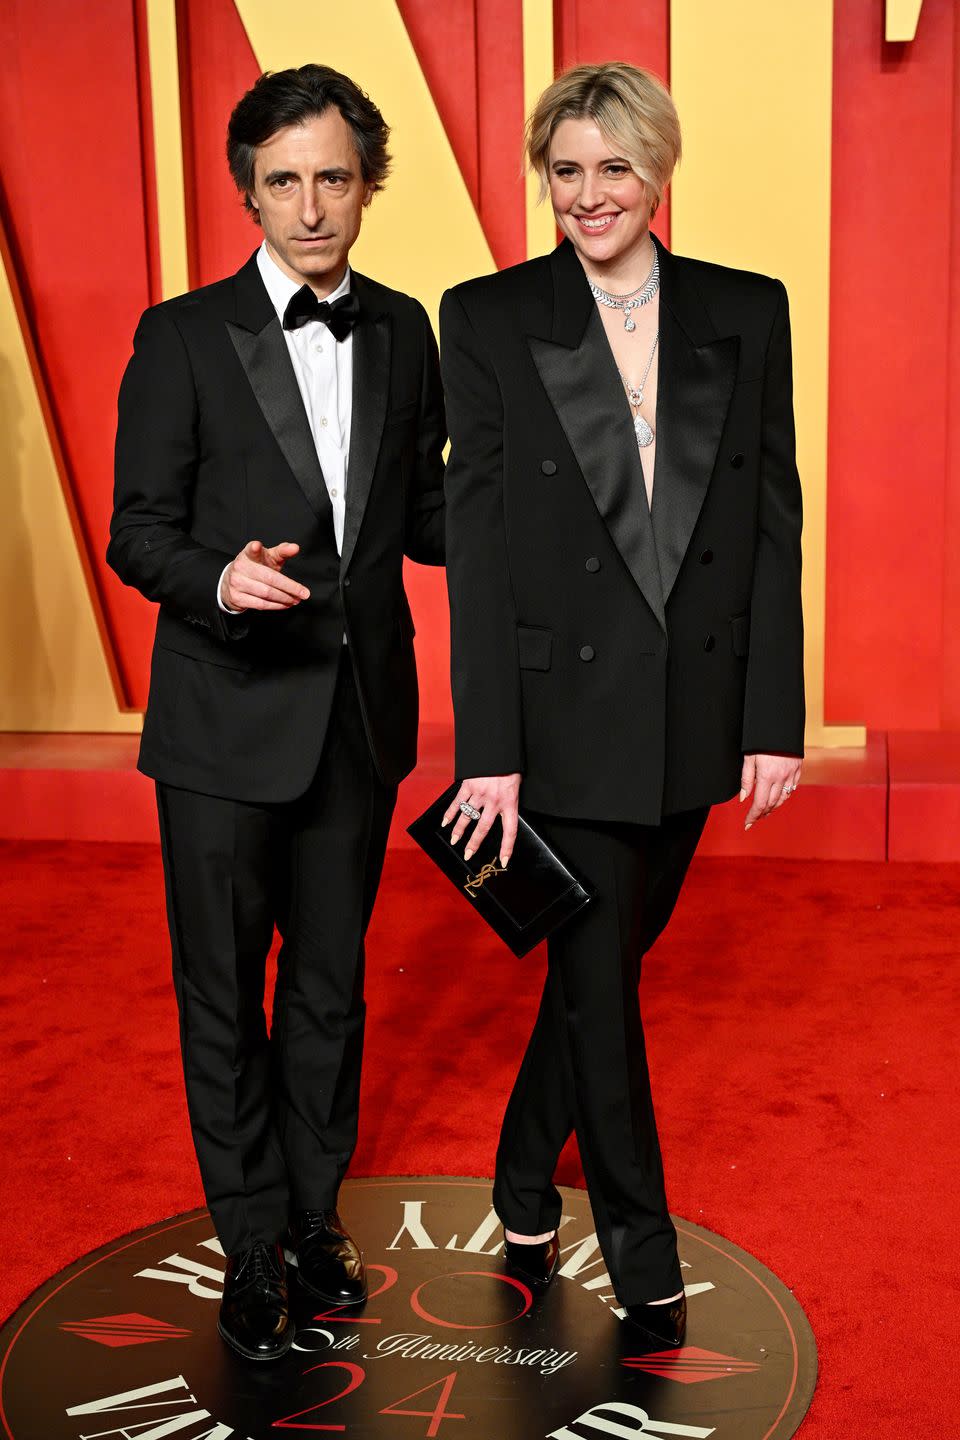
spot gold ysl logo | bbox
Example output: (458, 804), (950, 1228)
(464, 861), (504, 897)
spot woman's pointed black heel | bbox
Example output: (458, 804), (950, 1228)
(502, 1230), (560, 1287)
(624, 1293), (687, 1348)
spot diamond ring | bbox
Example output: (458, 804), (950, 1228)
(459, 801), (481, 822)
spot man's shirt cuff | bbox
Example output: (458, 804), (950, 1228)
(217, 561), (244, 614)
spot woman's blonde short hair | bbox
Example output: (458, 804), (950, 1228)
(525, 62), (681, 210)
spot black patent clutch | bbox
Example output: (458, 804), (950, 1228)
(406, 783), (593, 957)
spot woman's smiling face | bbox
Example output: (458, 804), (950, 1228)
(547, 116), (655, 271)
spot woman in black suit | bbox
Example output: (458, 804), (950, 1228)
(440, 62), (803, 1347)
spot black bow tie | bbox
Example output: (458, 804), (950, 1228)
(282, 286), (360, 340)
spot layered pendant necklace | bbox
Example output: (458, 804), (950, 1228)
(619, 331), (659, 449)
(588, 245), (660, 331)
(589, 242), (660, 448)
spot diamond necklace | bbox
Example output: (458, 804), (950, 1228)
(619, 330), (659, 448)
(588, 246), (660, 331)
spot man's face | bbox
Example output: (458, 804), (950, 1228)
(249, 108), (374, 294)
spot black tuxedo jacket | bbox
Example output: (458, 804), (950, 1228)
(441, 236), (804, 824)
(109, 251), (445, 802)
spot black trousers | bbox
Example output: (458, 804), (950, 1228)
(493, 806), (708, 1306)
(155, 658), (396, 1256)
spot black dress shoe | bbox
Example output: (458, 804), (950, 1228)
(503, 1231), (560, 1287)
(218, 1240), (293, 1361)
(623, 1294), (687, 1349)
(290, 1209), (367, 1305)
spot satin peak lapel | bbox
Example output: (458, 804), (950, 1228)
(226, 275), (331, 523)
(341, 280), (391, 575)
(651, 245), (740, 601)
(528, 304), (665, 630)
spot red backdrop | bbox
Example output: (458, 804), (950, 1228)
(1, 0), (958, 734)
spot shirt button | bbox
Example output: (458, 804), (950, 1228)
(579, 645), (595, 662)
(330, 488), (338, 498)
(541, 460), (558, 475)
(314, 343), (323, 353)
(320, 417), (329, 427)
(700, 549), (714, 565)
(585, 557), (601, 573)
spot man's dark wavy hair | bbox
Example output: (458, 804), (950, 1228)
(227, 63), (391, 221)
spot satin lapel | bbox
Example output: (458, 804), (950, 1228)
(340, 276), (391, 575)
(226, 256), (331, 522)
(651, 242), (740, 601)
(527, 243), (665, 629)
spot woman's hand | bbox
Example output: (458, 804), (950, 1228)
(740, 753), (803, 830)
(442, 774), (522, 867)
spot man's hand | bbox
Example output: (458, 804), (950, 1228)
(220, 540), (310, 612)
(443, 774), (522, 868)
(740, 753), (803, 830)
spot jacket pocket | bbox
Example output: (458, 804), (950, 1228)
(385, 399), (418, 426)
(157, 615), (253, 672)
(517, 625), (553, 671)
(730, 612), (750, 658)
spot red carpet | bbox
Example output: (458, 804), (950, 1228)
(1, 840), (958, 1436)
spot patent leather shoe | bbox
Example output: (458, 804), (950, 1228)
(503, 1230), (560, 1287)
(291, 1209), (367, 1305)
(218, 1240), (293, 1361)
(624, 1293), (687, 1349)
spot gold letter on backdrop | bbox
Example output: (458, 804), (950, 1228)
(234, 0), (495, 323)
(885, 0), (924, 42)
(0, 221), (140, 731)
(523, 0), (556, 258)
(145, 0), (190, 301)
(232, 0), (499, 723)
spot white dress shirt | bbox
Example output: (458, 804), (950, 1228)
(218, 241), (354, 610)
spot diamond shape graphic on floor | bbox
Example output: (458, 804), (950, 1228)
(622, 1345), (762, 1384)
(58, 1313), (192, 1347)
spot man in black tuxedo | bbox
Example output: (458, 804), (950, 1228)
(107, 64), (444, 1360)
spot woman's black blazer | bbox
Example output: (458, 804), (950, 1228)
(440, 235), (804, 824)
